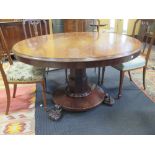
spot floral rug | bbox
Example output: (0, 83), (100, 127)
(0, 62), (36, 135)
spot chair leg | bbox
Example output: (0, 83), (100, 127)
(94, 67), (97, 73)
(128, 71), (132, 81)
(143, 66), (146, 90)
(46, 67), (49, 75)
(13, 84), (17, 98)
(65, 69), (68, 83)
(5, 85), (11, 115)
(97, 67), (101, 85)
(44, 76), (47, 91)
(43, 70), (47, 92)
(101, 67), (105, 85)
(118, 71), (125, 99)
(41, 80), (47, 111)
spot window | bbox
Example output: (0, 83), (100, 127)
(123, 19), (128, 34)
(110, 19), (115, 32)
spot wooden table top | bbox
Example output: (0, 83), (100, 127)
(12, 32), (142, 68)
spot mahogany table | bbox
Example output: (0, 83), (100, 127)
(12, 32), (142, 115)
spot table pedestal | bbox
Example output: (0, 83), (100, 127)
(53, 69), (105, 111)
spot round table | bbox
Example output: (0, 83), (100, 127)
(12, 32), (142, 112)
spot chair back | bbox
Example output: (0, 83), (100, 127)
(0, 27), (13, 65)
(132, 19), (155, 65)
(23, 19), (48, 39)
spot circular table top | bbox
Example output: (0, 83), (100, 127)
(12, 32), (142, 68)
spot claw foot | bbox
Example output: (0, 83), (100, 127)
(48, 104), (62, 121)
(103, 93), (115, 106)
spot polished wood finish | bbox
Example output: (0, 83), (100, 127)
(67, 69), (91, 97)
(53, 85), (105, 111)
(54, 68), (105, 111)
(64, 19), (106, 33)
(64, 19), (86, 32)
(0, 21), (25, 52)
(63, 19), (104, 81)
(0, 20), (49, 55)
(12, 32), (142, 68)
(0, 27), (13, 64)
(12, 32), (142, 111)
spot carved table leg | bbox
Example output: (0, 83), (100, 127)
(53, 68), (105, 111)
(103, 93), (115, 106)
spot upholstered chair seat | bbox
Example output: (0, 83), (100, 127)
(114, 56), (146, 71)
(6, 62), (44, 82)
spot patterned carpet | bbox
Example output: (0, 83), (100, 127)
(0, 62), (35, 135)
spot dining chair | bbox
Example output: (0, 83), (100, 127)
(23, 19), (67, 85)
(101, 19), (155, 98)
(23, 19), (51, 71)
(0, 27), (47, 115)
(22, 19), (48, 38)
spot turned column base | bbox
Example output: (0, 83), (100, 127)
(53, 85), (105, 111)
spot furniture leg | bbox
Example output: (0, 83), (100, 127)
(0, 63), (11, 115)
(118, 71), (125, 99)
(42, 70), (48, 92)
(41, 80), (47, 111)
(48, 104), (63, 121)
(53, 68), (105, 111)
(143, 66), (146, 90)
(98, 67), (101, 85)
(128, 71), (132, 81)
(5, 84), (11, 115)
(46, 67), (49, 75)
(101, 67), (105, 85)
(65, 69), (68, 83)
(13, 84), (17, 98)
(95, 67), (97, 73)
